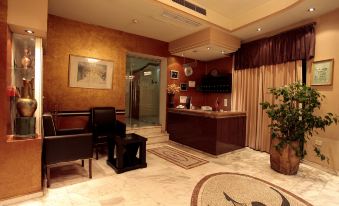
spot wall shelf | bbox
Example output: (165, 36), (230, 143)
(197, 74), (232, 93)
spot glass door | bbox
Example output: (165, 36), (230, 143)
(125, 55), (161, 127)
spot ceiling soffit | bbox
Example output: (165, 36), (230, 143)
(169, 28), (240, 61)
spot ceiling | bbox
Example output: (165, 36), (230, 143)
(48, 0), (209, 43)
(193, 0), (276, 20)
(48, 0), (339, 61)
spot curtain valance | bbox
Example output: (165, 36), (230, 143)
(234, 23), (315, 70)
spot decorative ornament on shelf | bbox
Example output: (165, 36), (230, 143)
(17, 48), (37, 117)
(17, 79), (37, 117)
(14, 48), (37, 138)
(184, 64), (193, 77)
(210, 69), (219, 77)
(215, 97), (220, 111)
(21, 48), (32, 69)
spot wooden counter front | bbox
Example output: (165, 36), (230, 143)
(167, 109), (246, 155)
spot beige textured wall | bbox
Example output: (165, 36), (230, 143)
(44, 15), (169, 112)
(7, 0), (48, 37)
(304, 9), (339, 172)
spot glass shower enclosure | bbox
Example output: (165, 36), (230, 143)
(125, 55), (161, 127)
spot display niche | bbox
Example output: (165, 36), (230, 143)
(9, 34), (37, 138)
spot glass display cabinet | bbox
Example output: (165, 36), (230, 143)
(9, 33), (43, 138)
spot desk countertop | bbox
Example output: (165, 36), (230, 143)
(168, 108), (246, 119)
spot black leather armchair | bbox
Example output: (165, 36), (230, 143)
(42, 113), (93, 187)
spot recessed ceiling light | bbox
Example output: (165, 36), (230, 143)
(181, 53), (184, 57)
(132, 19), (138, 23)
(25, 30), (34, 34)
(257, 28), (262, 32)
(308, 7), (315, 12)
(207, 47), (211, 50)
(87, 58), (99, 63)
(221, 50), (225, 54)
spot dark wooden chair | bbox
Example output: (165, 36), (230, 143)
(90, 107), (147, 173)
(42, 113), (93, 187)
(90, 107), (116, 160)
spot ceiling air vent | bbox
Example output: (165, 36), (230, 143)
(161, 11), (202, 27)
(172, 0), (207, 16)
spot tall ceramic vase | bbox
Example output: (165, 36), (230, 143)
(168, 93), (175, 108)
(17, 79), (37, 117)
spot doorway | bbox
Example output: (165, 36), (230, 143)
(125, 55), (161, 127)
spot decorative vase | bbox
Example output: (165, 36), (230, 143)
(17, 79), (37, 117)
(270, 138), (300, 175)
(168, 93), (175, 108)
(21, 48), (32, 69)
(214, 97), (220, 111)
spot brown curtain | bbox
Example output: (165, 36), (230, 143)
(234, 24), (315, 70)
(232, 61), (302, 152)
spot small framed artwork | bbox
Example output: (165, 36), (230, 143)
(180, 83), (188, 91)
(188, 81), (195, 87)
(179, 96), (187, 103)
(311, 59), (334, 86)
(170, 70), (179, 79)
(69, 55), (113, 89)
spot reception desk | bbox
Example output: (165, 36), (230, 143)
(167, 109), (246, 155)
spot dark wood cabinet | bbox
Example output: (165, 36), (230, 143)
(167, 109), (246, 155)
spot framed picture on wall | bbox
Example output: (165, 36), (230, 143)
(311, 59), (334, 86)
(188, 81), (196, 87)
(170, 70), (179, 79)
(180, 83), (188, 91)
(69, 55), (114, 89)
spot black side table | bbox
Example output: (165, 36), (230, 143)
(107, 133), (147, 173)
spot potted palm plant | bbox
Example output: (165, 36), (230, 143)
(261, 82), (337, 175)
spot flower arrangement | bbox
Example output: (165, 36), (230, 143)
(167, 83), (180, 94)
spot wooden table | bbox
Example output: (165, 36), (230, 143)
(107, 133), (147, 173)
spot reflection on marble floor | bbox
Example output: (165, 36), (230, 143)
(125, 116), (159, 128)
(10, 142), (339, 206)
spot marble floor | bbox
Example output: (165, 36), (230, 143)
(8, 142), (339, 206)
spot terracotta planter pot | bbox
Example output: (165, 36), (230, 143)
(270, 138), (300, 175)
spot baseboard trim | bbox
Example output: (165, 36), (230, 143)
(0, 191), (43, 206)
(302, 159), (338, 176)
